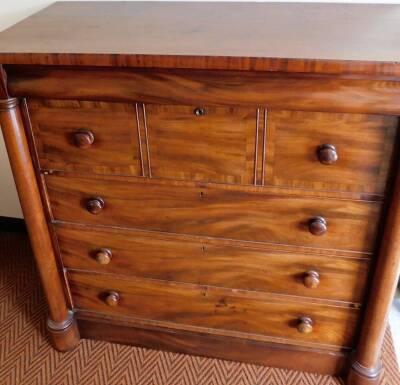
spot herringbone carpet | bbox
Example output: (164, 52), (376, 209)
(1, 231), (399, 385)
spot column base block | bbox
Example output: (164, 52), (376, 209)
(47, 311), (80, 352)
(347, 360), (382, 385)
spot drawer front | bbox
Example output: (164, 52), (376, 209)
(46, 176), (382, 252)
(146, 105), (257, 185)
(57, 224), (369, 303)
(28, 99), (143, 176)
(68, 270), (360, 348)
(266, 111), (398, 195)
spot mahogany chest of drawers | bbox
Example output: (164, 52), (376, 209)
(1, 2), (400, 384)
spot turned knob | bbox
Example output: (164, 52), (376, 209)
(73, 129), (95, 149)
(95, 248), (112, 265)
(303, 270), (320, 289)
(104, 291), (120, 307)
(317, 144), (338, 165)
(308, 216), (327, 236)
(86, 197), (105, 214)
(297, 316), (314, 334)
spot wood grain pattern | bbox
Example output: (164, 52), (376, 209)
(7, 67), (400, 115)
(68, 270), (360, 349)
(348, 154), (400, 381)
(265, 111), (398, 195)
(1, 2), (400, 77)
(55, 223), (370, 303)
(0, 97), (80, 350)
(145, 105), (257, 184)
(27, 99), (143, 176)
(45, 175), (383, 252)
(77, 312), (349, 376)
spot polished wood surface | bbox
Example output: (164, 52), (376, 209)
(145, 104), (257, 184)
(8, 67), (400, 115)
(27, 99), (143, 176)
(0, 94), (79, 350)
(55, 223), (370, 303)
(2, 3), (400, 382)
(265, 111), (398, 195)
(348, 156), (400, 382)
(78, 314), (348, 376)
(0, 2), (400, 76)
(46, 175), (382, 252)
(68, 270), (360, 349)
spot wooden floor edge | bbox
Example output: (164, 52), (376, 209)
(76, 312), (350, 377)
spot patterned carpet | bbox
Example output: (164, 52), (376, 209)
(1, 231), (399, 385)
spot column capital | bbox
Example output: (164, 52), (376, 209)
(0, 98), (19, 112)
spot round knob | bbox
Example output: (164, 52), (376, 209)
(303, 270), (320, 289)
(297, 316), (314, 334)
(73, 129), (95, 149)
(104, 291), (120, 307)
(86, 197), (105, 215)
(308, 216), (327, 236)
(95, 248), (112, 265)
(317, 144), (338, 165)
(194, 107), (205, 116)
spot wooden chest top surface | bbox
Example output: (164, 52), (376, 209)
(0, 2), (400, 75)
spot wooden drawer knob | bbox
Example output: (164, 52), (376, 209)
(95, 248), (112, 265)
(317, 144), (338, 165)
(303, 270), (320, 289)
(297, 316), (314, 334)
(86, 197), (105, 214)
(104, 291), (120, 307)
(74, 129), (95, 149)
(308, 216), (327, 236)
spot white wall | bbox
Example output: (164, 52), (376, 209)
(1, 0), (400, 218)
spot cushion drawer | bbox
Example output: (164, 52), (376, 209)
(46, 175), (382, 252)
(68, 270), (360, 349)
(57, 224), (369, 303)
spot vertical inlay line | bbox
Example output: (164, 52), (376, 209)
(142, 103), (152, 178)
(135, 103), (145, 177)
(261, 108), (268, 186)
(254, 108), (260, 186)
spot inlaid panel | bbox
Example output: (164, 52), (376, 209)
(145, 105), (258, 185)
(28, 99), (143, 176)
(265, 111), (398, 194)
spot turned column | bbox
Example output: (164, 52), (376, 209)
(347, 159), (400, 385)
(0, 96), (79, 351)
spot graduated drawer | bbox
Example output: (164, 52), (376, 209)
(46, 175), (382, 252)
(56, 224), (369, 303)
(68, 270), (360, 349)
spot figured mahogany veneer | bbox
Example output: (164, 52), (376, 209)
(56, 223), (370, 303)
(1, 3), (400, 384)
(265, 111), (397, 195)
(67, 270), (360, 349)
(45, 175), (382, 252)
(27, 99), (143, 176)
